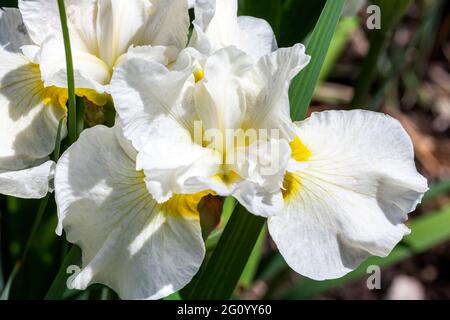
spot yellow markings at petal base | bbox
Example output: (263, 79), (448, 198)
(282, 136), (311, 201)
(31, 64), (108, 111)
(76, 89), (109, 106)
(40, 86), (69, 111)
(212, 170), (241, 186)
(281, 172), (302, 201)
(194, 68), (204, 83)
(290, 135), (312, 162)
(160, 191), (212, 220)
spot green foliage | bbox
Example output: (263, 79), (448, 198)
(290, 0), (345, 121)
(0, 0), (18, 8)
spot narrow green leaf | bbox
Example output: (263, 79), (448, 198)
(45, 246), (82, 300)
(239, 226), (267, 288)
(289, 0), (345, 121)
(423, 180), (450, 203)
(57, 0), (77, 145)
(279, 0), (327, 46)
(189, 205), (265, 299)
(283, 205), (450, 299)
(319, 17), (359, 81)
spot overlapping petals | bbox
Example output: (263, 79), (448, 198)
(110, 43), (310, 217)
(19, 0), (190, 92)
(1, 0), (428, 300)
(0, 8), (62, 198)
(190, 0), (277, 60)
(55, 125), (205, 299)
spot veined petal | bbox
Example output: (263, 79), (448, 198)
(0, 49), (66, 169)
(38, 36), (111, 92)
(55, 125), (205, 300)
(19, 0), (60, 45)
(0, 7), (32, 52)
(191, 0), (276, 60)
(241, 44), (310, 140)
(136, 118), (221, 202)
(139, 0), (190, 51)
(194, 46), (253, 133)
(0, 160), (54, 198)
(268, 110), (428, 280)
(19, 0), (97, 50)
(96, 0), (152, 67)
(109, 52), (195, 151)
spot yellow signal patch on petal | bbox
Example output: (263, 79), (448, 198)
(32, 64), (108, 110)
(40, 85), (69, 111)
(281, 172), (302, 201)
(282, 136), (311, 201)
(159, 191), (212, 220)
(290, 135), (311, 162)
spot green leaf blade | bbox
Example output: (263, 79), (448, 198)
(289, 0), (345, 121)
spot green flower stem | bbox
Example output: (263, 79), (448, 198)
(57, 0), (77, 145)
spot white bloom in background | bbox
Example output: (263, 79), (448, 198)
(19, 0), (189, 98)
(0, 0), (189, 198)
(0, 8), (60, 198)
(190, 0), (277, 61)
(268, 110), (428, 280)
(110, 44), (310, 217)
(55, 124), (206, 299)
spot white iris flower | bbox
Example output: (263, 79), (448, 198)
(55, 123), (206, 299)
(19, 0), (189, 96)
(110, 44), (311, 217)
(52, 0), (428, 299)
(0, 8), (61, 198)
(0, 0), (189, 198)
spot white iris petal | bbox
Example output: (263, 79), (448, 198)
(190, 0), (277, 61)
(268, 110), (428, 280)
(55, 125), (205, 300)
(0, 8), (61, 198)
(110, 43), (310, 217)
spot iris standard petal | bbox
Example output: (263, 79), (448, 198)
(191, 0), (276, 60)
(241, 43), (310, 140)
